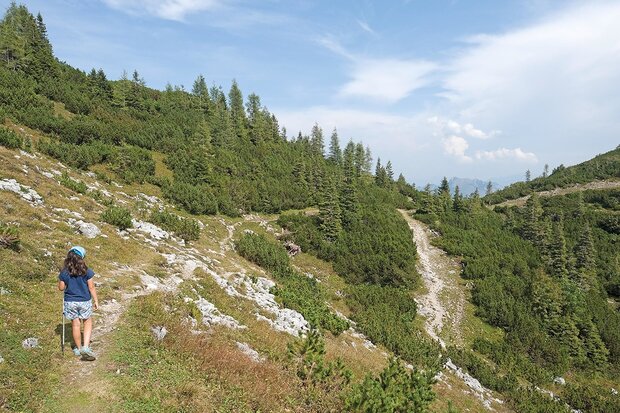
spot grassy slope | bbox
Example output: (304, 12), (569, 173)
(0, 123), (507, 412)
(487, 146), (620, 205)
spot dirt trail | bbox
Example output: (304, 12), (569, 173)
(399, 210), (465, 348)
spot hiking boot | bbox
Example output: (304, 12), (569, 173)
(72, 347), (81, 357)
(80, 346), (96, 361)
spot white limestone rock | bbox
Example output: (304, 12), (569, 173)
(0, 179), (43, 205)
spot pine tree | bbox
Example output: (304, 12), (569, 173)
(310, 123), (324, 157)
(363, 146), (372, 173)
(452, 185), (465, 212)
(485, 181), (493, 196)
(354, 143), (365, 176)
(328, 128), (342, 165)
(340, 148), (358, 229)
(522, 193), (545, 247)
(438, 177), (450, 195)
(525, 169), (531, 182)
(385, 160), (394, 182)
(319, 175), (342, 241)
(228, 79), (248, 141)
(548, 216), (568, 278)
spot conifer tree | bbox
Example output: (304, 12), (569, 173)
(354, 143), (365, 176)
(328, 128), (342, 165)
(438, 177), (450, 195)
(340, 142), (358, 229)
(543, 163), (549, 178)
(319, 175), (342, 241)
(525, 169), (531, 182)
(548, 216), (568, 278)
(574, 222), (595, 271)
(192, 74), (208, 97)
(310, 123), (324, 157)
(385, 160), (394, 182)
(522, 193), (545, 247)
(228, 79), (248, 141)
(363, 146), (372, 173)
(579, 320), (609, 370)
(452, 185), (465, 212)
(485, 181), (493, 196)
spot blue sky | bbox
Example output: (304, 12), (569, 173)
(6, 0), (620, 185)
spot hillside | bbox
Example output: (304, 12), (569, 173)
(1, 3), (619, 413)
(486, 146), (620, 204)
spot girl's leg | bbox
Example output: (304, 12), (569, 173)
(83, 317), (93, 348)
(71, 318), (82, 348)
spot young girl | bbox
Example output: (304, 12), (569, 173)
(58, 246), (99, 361)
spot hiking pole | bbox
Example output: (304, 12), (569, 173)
(61, 297), (65, 354)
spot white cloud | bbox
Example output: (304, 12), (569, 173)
(428, 116), (497, 140)
(339, 58), (436, 103)
(318, 38), (435, 103)
(102, 0), (224, 21)
(442, 135), (472, 163)
(475, 148), (538, 163)
(442, 2), (620, 146)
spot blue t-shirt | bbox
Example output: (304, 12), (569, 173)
(59, 268), (95, 302)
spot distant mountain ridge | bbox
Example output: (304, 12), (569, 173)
(426, 177), (502, 196)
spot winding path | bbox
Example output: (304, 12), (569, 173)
(399, 210), (465, 348)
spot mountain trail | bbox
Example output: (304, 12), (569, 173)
(398, 209), (465, 348)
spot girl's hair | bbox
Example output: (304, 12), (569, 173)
(64, 251), (88, 277)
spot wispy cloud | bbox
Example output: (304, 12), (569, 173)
(101, 0), (224, 21)
(475, 148), (538, 163)
(356, 19), (376, 35)
(318, 38), (435, 103)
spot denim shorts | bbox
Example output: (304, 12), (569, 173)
(64, 300), (93, 320)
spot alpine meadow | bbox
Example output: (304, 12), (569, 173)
(0, 2), (619, 413)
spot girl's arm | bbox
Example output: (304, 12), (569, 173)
(58, 280), (65, 291)
(87, 278), (99, 310)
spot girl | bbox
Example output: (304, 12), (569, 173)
(58, 246), (99, 361)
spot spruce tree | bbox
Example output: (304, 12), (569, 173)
(574, 222), (595, 271)
(522, 193), (545, 247)
(438, 177), (450, 195)
(485, 181), (493, 196)
(363, 146), (372, 173)
(319, 175), (342, 241)
(310, 123), (324, 157)
(228, 79), (248, 141)
(452, 185), (465, 212)
(354, 143), (365, 176)
(525, 169), (531, 182)
(340, 148), (358, 229)
(328, 128), (342, 165)
(385, 161), (394, 182)
(548, 216), (568, 278)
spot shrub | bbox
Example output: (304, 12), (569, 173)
(0, 222), (20, 251)
(0, 127), (23, 149)
(236, 232), (348, 334)
(109, 145), (155, 183)
(162, 181), (218, 215)
(344, 358), (435, 412)
(59, 172), (87, 194)
(149, 209), (200, 242)
(100, 206), (132, 230)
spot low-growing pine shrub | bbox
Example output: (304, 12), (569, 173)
(59, 172), (88, 194)
(0, 127), (23, 149)
(0, 222), (20, 251)
(100, 206), (132, 230)
(149, 209), (200, 242)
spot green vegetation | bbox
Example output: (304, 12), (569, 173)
(486, 146), (620, 204)
(415, 184), (620, 412)
(345, 358), (436, 413)
(0, 222), (20, 251)
(148, 209), (200, 242)
(58, 171), (87, 194)
(236, 232), (348, 334)
(0, 127), (23, 149)
(100, 206), (133, 230)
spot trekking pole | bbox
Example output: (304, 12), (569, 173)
(61, 297), (65, 354)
